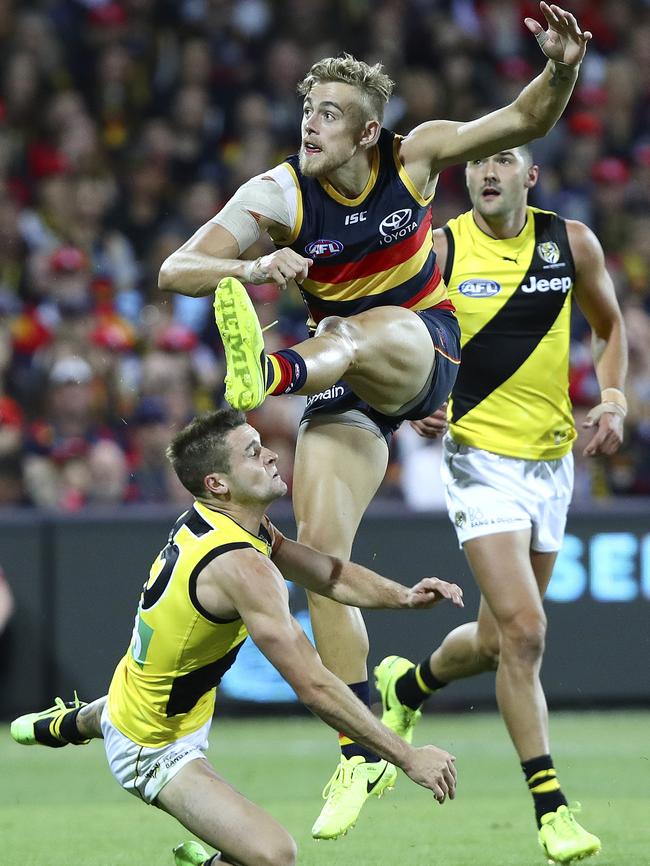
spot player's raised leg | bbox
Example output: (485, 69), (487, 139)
(213, 276), (435, 414)
(292, 419), (396, 839)
(157, 757), (297, 866)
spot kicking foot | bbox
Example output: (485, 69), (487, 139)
(214, 277), (267, 411)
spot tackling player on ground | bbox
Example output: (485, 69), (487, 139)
(11, 409), (462, 866)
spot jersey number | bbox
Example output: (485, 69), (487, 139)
(130, 536), (182, 667)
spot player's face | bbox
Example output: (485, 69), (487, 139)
(465, 150), (535, 218)
(223, 424), (287, 505)
(299, 82), (368, 177)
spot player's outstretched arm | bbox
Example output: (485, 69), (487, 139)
(213, 549), (457, 802)
(271, 535), (463, 611)
(158, 177), (311, 297)
(401, 3), (591, 175)
(568, 221), (628, 457)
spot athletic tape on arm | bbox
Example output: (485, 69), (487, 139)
(210, 171), (295, 254)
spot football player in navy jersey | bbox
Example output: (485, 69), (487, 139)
(159, 2), (592, 840)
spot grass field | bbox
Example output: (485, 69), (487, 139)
(2, 711), (649, 866)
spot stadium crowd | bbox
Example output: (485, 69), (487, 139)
(0, 0), (648, 510)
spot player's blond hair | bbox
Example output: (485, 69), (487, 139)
(297, 53), (395, 122)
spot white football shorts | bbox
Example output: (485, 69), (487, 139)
(441, 434), (574, 552)
(101, 705), (211, 804)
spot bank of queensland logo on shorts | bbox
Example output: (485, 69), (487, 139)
(305, 239), (344, 258)
(454, 511), (467, 529)
(458, 278), (501, 298)
(537, 241), (561, 264)
(379, 208), (417, 244)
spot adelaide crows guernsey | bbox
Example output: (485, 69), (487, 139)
(445, 207), (576, 460)
(270, 128), (452, 326)
(107, 502), (273, 747)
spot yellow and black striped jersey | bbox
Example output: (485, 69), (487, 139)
(107, 502), (273, 747)
(445, 207), (576, 460)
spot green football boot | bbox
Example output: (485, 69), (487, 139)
(172, 840), (213, 866)
(311, 755), (397, 840)
(374, 655), (422, 743)
(10, 693), (89, 747)
(214, 276), (267, 411)
(538, 804), (601, 863)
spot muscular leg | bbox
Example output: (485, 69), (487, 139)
(216, 279), (439, 414)
(432, 530), (554, 760)
(157, 758), (296, 866)
(292, 421), (389, 681)
(427, 597), (500, 682)
(292, 308), (436, 415)
(428, 546), (557, 685)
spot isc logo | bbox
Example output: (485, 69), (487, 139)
(305, 239), (344, 258)
(345, 211), (367, 225)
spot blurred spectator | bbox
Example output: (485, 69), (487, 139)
(127, 396), (176, 503)
(0, 0), (647, 509)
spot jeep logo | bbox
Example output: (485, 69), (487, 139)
(458, 279), (501, 298)
(521, 275), (572, 294)
(305, 239), (344, 258)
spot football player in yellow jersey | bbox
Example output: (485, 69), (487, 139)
(11, 408), (464, 866)
(158, 4), (595, 838)
(375, 147), (627, 864)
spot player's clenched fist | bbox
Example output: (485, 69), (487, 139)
(403, 744), (457, 803)
(247, 248), (313, 288)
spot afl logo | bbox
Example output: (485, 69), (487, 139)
(537, 241), (560, 264)
(379, 208), (412, 235)
(305, 239), (344, 258)
(458, 279), (501, 298)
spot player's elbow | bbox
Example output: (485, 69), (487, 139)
(293, 667), (332, 709)
(158, 255), (178, 292)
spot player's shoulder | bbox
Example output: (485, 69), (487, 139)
(438, 209), (474, 243)
(562, 218), (605, 266)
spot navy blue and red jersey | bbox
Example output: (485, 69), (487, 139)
(273, 128), (453, 326)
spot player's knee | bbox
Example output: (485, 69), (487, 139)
(260, 832), (297, 866)
(314, 315), (359, 360)
(476, 634), (500, 670)
(499, 610), (546, 665)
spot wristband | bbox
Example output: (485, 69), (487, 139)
(585, 401), (626, 426)
(243, 257), (262, 283)
(600, 387), (627, 413)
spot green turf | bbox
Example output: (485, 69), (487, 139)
(2, 711), (649, 866)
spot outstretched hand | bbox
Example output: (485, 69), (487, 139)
(406, 577), (464, 610)
(582, 411), (624, 457)
(524, 2), (592, 67)
(402, 744), (457, 803)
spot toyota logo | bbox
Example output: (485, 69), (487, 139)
(379, 208), (413, 235)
